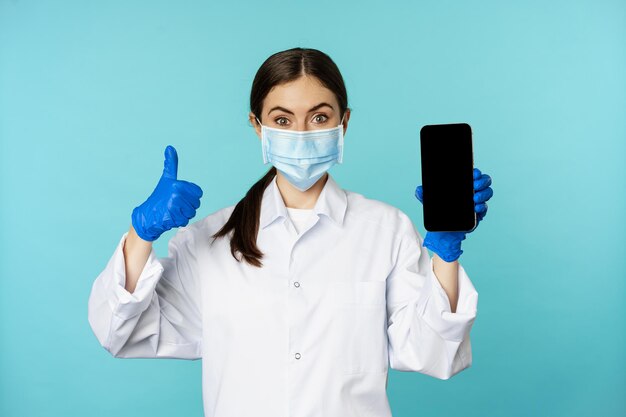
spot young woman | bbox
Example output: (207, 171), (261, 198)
(88, 47), (493, 417)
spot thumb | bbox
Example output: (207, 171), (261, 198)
(415, 185), (424, 204)
(162, 145), (178, 180)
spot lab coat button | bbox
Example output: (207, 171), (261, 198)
(293, 281), (300, 288)
(295, 353), (301, 359)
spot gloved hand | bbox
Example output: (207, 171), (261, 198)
(414, 167), (493, 262)
(131, 145), (203, 241)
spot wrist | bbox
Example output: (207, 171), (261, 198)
(127, 223), (154, 246)
(423, 231), (465, 262)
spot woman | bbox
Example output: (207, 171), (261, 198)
(88, 47), (493, 417)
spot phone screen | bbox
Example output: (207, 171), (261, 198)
(420, 123), (476, 232)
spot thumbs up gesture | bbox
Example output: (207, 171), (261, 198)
(131, 145), (204, 241)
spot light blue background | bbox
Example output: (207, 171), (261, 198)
(1, 1), (624, 416)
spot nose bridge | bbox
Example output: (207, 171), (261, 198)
(295, 115), (308, 131)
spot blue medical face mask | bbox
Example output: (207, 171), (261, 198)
(256, 114), (345, 192)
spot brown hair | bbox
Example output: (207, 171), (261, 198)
(210, 47), (349, 267)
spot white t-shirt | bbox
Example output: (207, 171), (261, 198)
(286, 206), (314, 234)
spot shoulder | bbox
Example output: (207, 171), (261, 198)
(344, 189), (419, 238)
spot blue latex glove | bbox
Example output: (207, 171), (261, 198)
(131, 145), (203, 241)
(414, 167), (493, 262)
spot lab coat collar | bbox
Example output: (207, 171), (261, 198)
(260, 173), (347, 229)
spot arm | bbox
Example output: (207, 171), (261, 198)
(87, 226), (203, 359)
(123, 224), (152, 294)
(432, 254), (459, 313)
(386, 223), (478, 380)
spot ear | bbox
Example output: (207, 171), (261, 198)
(249, 112), (262, 140)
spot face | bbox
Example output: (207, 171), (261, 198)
(249, 75), (350, 140)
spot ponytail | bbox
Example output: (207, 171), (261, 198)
(210, 166), (277, 268)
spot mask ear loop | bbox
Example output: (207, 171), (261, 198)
(255, 116), (270, 164)
(337, 113), (345, 164)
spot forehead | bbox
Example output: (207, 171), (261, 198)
(263, 76), (338, 113)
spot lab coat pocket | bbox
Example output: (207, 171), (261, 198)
(331, 281), (388, 375)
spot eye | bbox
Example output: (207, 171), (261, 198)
(313, 114), (328, 123)
(275, 117), (289, 126)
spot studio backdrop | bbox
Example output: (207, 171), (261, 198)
(0, 1), (623, 416)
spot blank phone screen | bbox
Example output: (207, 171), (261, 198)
(420, 123), (476, 232)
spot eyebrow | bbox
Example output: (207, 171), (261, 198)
(268, 102), (334, 115)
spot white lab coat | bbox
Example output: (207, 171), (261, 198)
(88, 173), (478, 417)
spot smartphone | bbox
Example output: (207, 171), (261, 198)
(420, 123), (476, 232)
